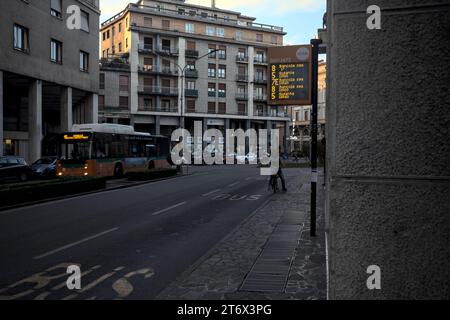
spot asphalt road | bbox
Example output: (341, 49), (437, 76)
(0, 165), (274, 300)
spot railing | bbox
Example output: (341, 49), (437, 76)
(254, 77), (268, 84)
(185, 89), (199, 97)
(138, 85), (178, 95)
(254, 56), (268, 64)
(254, 110), (289, 118)
(254, 94), (268, 101)
(138, 105), (179, 113)
(236, 55), (249, 63)
(185, 50), (199, 58)
(138, 43), (155, 52)
(235, 93), (248, 100)
(236, 74), (249, 82)
(100, 57), (130, 70)
(137, 65), (179, 75)
(155, 46), (179, 56)
(185, 69), (199, 78)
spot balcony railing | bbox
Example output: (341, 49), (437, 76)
(100, 57), (130, 70)
(185, 49), (199, 58)
(254, 77), (268, 84)
(185, 69), (199, 78)
(155, 45), (179, 56)
(185, 89), (199, 97)
(254, 56), (268, 64)
(235, 93), (248, 100)
(138, 105), (179, 113)
(254, 94), (268, 101)
(138, 43), (155, 53)
(254, 110), (289, 118)
(137, 65), (178, 76)
(236, 74), (249, 82)
(138, 85), (178, 96)
(236, 55), (249, 63)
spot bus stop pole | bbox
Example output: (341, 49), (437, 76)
(310, 38), (322, 237)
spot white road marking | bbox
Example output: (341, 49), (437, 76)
(202, 189), (221, 197)
(228, 182), (240, 187)
(152, 202), (187, 216)
(33, 228), (119, 260)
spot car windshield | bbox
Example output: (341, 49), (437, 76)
(34, 158), (55, 165)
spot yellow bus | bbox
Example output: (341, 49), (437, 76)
(56, 124), (171, 178)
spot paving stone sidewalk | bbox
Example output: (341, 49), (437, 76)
(157, 168), (327, 300)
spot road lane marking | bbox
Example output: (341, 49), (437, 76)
(202, 189), (221, 197)
(228, 182), (240, 187)
(152, 202), (187, 216)
(33, 228), (119, 260)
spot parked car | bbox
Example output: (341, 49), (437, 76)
(31, 157), (57, 178)
(0, 156), (33, 182)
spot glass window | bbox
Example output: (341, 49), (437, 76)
(185, 23), (195, 33)
(13, 24), (29, 52)
(51, 0), (62, 18)
(100, 73), (105, 89)
(218, 103), (226, 114)
(218, 65), (226, 79)
(218, 83), (226, 97)
(80, 51), (89, 72)
(162, 20), (170, 30)
(218, 46), (226, 59)
(236, 31), (243, 40)
(208, 44), (216, 58)
(206, 26), (215, 36)
(208, 102), (216, 114)
(256, 33), (263, 42)
(81, 10), (89, 32)
(208, 64), (216, 78)
(119, 75), (129, 92)
(216, 28), (225, 37)
(119, 96), (129, 108)
(208, 83), (216, 97)
(50, 39), (62, 63)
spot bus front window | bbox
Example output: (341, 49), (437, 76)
(60, 142), (92, 161)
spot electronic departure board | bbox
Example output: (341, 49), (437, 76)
(267, 45), (312, 106)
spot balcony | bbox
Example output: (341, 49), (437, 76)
(236, 74), (249, 82)
(254, 56), (268, 65)
(236, 55), (249, 63)
(155, 45), (179, 57)
(185, 69), (199, 78)
(137, 65), (178, 76)
(138, 85), (178, 96)
(100, 57), (130, 71)
(254, 77), (268, 84)
(138, 43), (155, 53)
(254, 110), (289, 118)
(185, 49), (199, 58)
(138, 105), (179, 113)
(185, 89), (199, 98)
(208, 91), (216, 97)
(235, 93), (248, 100)
(254, 94), (268, 102)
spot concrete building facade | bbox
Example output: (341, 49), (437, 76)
(0, 0), (100, 163)
(325, 0), (450, 299)
(99, 0), (290, 145)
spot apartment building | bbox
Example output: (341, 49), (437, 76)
(0, 0), (100, 163)
(289, 61), (326, 154)
(99, 0), (290, 145)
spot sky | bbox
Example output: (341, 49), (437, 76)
(100, 0), (327, 45)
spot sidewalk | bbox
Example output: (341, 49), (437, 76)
(157, 168), (327, 300)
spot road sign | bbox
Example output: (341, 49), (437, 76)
(268, 45), (312, 106)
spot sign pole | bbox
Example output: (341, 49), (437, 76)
(310, 38), (322, 237)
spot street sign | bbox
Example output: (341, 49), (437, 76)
(268, 45), (312, 106)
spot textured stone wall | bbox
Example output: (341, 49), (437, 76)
(326, 0), (450, 299)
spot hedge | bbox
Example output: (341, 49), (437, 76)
(126, 168), (178, 181)
(0, 177), (106, 208)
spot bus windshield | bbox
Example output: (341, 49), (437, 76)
(59, 133), (93, 161)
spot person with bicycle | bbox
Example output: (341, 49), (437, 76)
(269, 153), (287, 193)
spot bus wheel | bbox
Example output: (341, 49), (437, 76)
(114, 164), (124, 178)
(148, 161), (155, 170)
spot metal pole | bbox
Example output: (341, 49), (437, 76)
(310, 38), (322, 237)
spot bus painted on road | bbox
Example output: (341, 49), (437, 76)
(57, 124), (171, 178)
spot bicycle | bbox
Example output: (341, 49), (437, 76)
(269, 174), (279, 193)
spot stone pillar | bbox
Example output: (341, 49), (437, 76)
(60, 87), (73, 132)
(130, 31), (140, 114)
(155, 115), (161, 135)
(326, 0), (450, 299)
(28, 80), (42, 163)
(86, 93), (98, 124)
(155, 34), (162, 113)
(0, 70), (3, 156)
(248, 46), (255, 117)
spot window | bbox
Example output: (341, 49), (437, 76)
(218, 83), (226, 97)
(162, 20), (170, 30)
(186, 80), (196, 90)
(256, 33), (263, 42)
(189, 10), (197, 16)
(178, 8), (185, 15)
(126, 18), (129, 27)
(144, 99), (153, 109)
(119, 96), (129, 108)
(208, 64), (216, 78)
(206, 26), (215, 36)
(144, 17), (152, 27)
(161, 39), (171, 51)
(161, 100), (171, 111)
(185, 23), (195, 33)
(100, 73), (105, 89)
(237, 48), (246, 60)
(238, 103), (246, 115)
(187, 100), (196, 113)
(236, 31), (243, 40)
(208, 44), (216, 58)
(304, 110), (310, 121)
(126, 38), (128, 48)
(218, 103), (226, 114)
(98, 95), (105, 108)
(144, 57), (153, 70)
(144, 37), (153, 50)
(103, 32), (106, 41)
(271, 35), (278, 45)
(216, 28), (225, 37)
(119, 23), (122, 33)
(187, 41), (196, 50)
(80, 51), (89, 72)
(118, 42), (122, 52)
(208, 102), (216, 114)
(208, 83), (216, 97)
(218, 65), (226, 79)
(51, 0), (62, 18)
(218, 45), (226, 59)
(255, 51), (265, 63)
(119, 75), (129, 92)
(186, 60), (196, 70)
(107, 30), (110, 39)
(50, 39), (62, 63)
(81, 10), (90, 32)
(13, 24), (29, 52)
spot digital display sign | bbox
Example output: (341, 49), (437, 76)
(268, 45), (312, 106)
